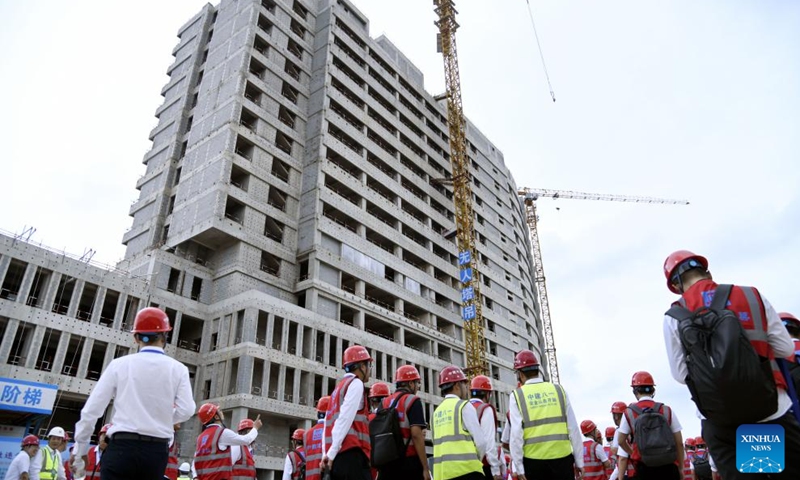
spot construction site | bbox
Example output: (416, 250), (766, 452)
(1, 0), (796, 479)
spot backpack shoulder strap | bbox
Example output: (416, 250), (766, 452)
(654, 402), (672, 425)
(666, 304), (693, 321)
(710, 284), (733, 311)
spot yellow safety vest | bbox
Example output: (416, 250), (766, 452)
(432, 397), (483, 480)
(40, 446), (60, 480)
(513, 382), (572, 460)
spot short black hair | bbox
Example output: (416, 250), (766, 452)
(135, 332), (164, 344)
(633, 385), (654, 395)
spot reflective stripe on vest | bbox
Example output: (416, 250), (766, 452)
(165, 441), (179, 480)
(682, 451), (694, 480)
(324, 376), (371, 456)
(304, 424), (324, 480)
(432, 397), (483, 480)
(513, 383), (571, 459)
(382, 391), (420, 457)
(582, 440), (608, 480)
(232, 445), (256, 480)
(289, 448), (305, 480)
(678, 280), (787, 390)
(469, 398), (496, 466)
(40, 446), (60, 480)
(85, 446), (102, 480)
(194, 425), (233, 480)
(603, 445), (615, 478)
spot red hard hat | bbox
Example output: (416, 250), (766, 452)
(470, 375), (493, 391)
(238, 419), (254, 431)
(438, 366), (467, 386)
(316, 396), (331, 413)
(611, 401), (627, 414)
(695, 436), (705, 446)
(780, 312), (800, 327)
(631, 371), (655, 387)
(292, 429), (305, 441)
(369, 382), (390, 398)
(685, 437), (697, 447)
(342, 345), (372, 367)
(197, 403), (220, 424)
(100, 423), (112, 434)
(605, 426), (616, 439)
(132, 307), (172, 333)
(580, 420), (597, 435)
(395, 365), (421, 383)
(513, 350), (540, 370)
(22, 434), (39, 447)
(663, 250), (708, 294)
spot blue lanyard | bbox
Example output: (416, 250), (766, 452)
(139, 349), (165, 355)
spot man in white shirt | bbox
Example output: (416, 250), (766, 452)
(468, 375), (502, 480)
(71, 307), (196, 480)
(5, 435), (40, 480)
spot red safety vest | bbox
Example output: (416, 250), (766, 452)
(165, 440), (179, 480)
(678, 279), (787, 390)
(324, 376), (371, 457)
(682, 450), (695, 480)
(232, 445), (256, 480)
(583, 439), (608, 480)
(603, 445), (615, 478)
(304, 423), (325, 480)
(288, 448), (305, 480)
(383, 391), (421, 458)
(84, 446), (102, 480)
(622, 400), (673, 465)
(195, 425), (233, 480)
(468, 398), (497, 466)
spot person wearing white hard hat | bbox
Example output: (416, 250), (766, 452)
(177, 463), (191, 480)
(31, 427), (66, 480)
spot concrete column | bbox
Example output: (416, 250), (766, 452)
(243, 309), (257, 343)
(23, 326), (47, 369)
(238, 355), (254, 395)
(231, 407), (249, 432)
(334, 337), (343, 369)
(66, 280), (85, 318)
(395, 327), (404, 345)
(395, 298), (403, 315)
(112, 293), (128, 330)
(77, 339), (94, 379)
(0, 256), (11, 288)
(355, 280), (365, 298)
(261, 361), (271, 399)
(0, 319), (20, 363)
(266, 313), (276, 350)
(353, 310), (364, 329)
(171, 311), (183, 347)
(322, 333), (331, 367)
(16, 264), (37, 305)
(218, 314), (231, 347)
(281, 317), (290, 353)
(90, 287), (108, 324)
(52, 333), (71, 376)
(102, 342), (116, 371)
(277, 364), (287, 401)
(41, 272), (63, 313)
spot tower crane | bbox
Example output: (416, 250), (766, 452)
(518, 187), (690, 384)
(434, 0), (487, 376)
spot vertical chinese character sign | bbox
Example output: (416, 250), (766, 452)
(458, 251), (476, 321)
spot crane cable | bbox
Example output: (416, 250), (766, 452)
(525, 0), (556, 102)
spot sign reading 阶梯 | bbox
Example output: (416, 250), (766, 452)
(0, 377), (58, 415)
(736, 424), (785, 474)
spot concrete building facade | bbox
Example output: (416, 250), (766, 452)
(0, 0), (545, 478)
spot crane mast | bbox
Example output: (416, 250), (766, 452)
(518, 188), (689, 384)
(434, 0), (487, 377)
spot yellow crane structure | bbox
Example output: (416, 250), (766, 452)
(518, 188), (690, 383)
(433, 0), (487, 376)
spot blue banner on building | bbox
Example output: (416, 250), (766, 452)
(0, 378), (58, 415)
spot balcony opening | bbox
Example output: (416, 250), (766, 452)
(330, 77), (365, 109)
(26, 267), (52, 308)
(402, 250), (427, 272)
(235, 136), (255, 161)
(240, 108), (258, 132)
(260, 251), (281, 276)
(249, 58), (267, 80)
(272, 316), (284, 350)
(256, 311), (268, 346)
(190, 277), (203, 302)
(264, 216), (285, 243)
(267, 186), (287, 212)
(257, 14), (273, 35)
(340, 305), (356, 327)
(244, 82), (263, 107)
(174, 167), (182, 186)
(228, 358), (239, 395)
(167, 268), (181, 294)
(322, 203), (358, 233)
(332, 57), (365, 87)
(366, 152), (396, 178)
(270, 159), (291, 184)
(365, 201), (397, 230)
(364, 284), (396, 312)
(177, 314), (202, 352)
(7, 321), (32, 366)
(253, 35), (269, 57)
(330, 100), (364, 132)
(275, 131), (293, 155)
(121, 296), (140, 330)
(34, 328), (59, 372)
(405, 329), (430, 354)
(252, 358), (265, 396)
(99, 289), (119, 326)
(333, 36), (365, 68)
(224, 197), (245, 224)
(340, 273), (356, 294)
(292, 1), (308, 19)
(365, 228), (395, 255)
(364, 315), (397, 342)
(278, 105), (296, 129)
(284, 60), (301, 81)
(326, 148), (361, 179)
(0, 260), (27, 301)
(335, 18), (365, 48)
(401, 224), (426, 248)
(230, 165), (250, 191)
(261, 0), (276, 13)
(290, 19), (306, 39)
(86, 341), (107, 381)
(327, 124), (363, 155)
(324, 175), (360, 206)
(52, 276), (76, 315)
(284, 367), (295, 402)
(298, 260), (309, 281)
(167, 195), (176, 215)
(61, 335), (85, 377)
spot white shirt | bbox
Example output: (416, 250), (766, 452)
(28, 449), (41, 480)
(74, 346), (196, 457)
(440, 394), (491, 462)
(325, 373), (364, 460)
(500, 419), (510, 445)
(5, 451), (31, 480)
(617, 396), (682, 435)
(663, 294), (794, 422)
(589, 442), (608, 463)
(508, 378), (584, 474)
(282, 451), (300, 480)
(190, 425), (258, 477)
(35, 446), (65, 480)
(470, 399), (501, 476)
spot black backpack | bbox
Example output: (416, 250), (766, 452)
(692, 451), (713, 480)
(626, 402), (677, 467)
(369, 393), (411, 468)
(666, 284), (778, 426)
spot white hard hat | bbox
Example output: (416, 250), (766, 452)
(47, 427), (66, 438)
(179, 462), (191, 473)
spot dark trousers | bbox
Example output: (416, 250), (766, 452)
(702, 411), (800, 479)
(522, 454), (575, 480)
(634, 463), (680, 480)
(101, 437), (169, 480)
(378, 455), (424, 480)
(332, 448), (371, 480)
(449, 473), (486, 480)
(482, 464), (493, 479)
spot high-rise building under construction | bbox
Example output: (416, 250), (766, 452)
(0, 0), (545, 476)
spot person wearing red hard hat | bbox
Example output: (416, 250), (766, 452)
(580, 420), (611, 480)
(603, 427), (616, 480)
(368, 382), (390, 418)
(615, 371), (683, 480)
(6, 434), (40, 480)
(192, 404), (262, 480)
(282, 429), (306, 480)
(304, 396), (331, 480)
(468, 375), (502, 480)
(377, 365), (430, 480)
(322, 345), (373, 479)
(72, 307), (196, 480)
(680, 437), (695, 480)
(609, 401), (635, 480)
(431, 365), (492, 480)
(233, 418), (257, 479)
(83, 424), (112, 480)
(662, 250), (800, 479)
(164, 423), (183, 480)
(508, 349), (583, 480)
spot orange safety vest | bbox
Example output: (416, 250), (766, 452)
(324, 376), (371, 457)
(583, 439), (608, 480)
(195, 425), (233, 480)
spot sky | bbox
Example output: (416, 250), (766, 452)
(1, 0), (799, 439)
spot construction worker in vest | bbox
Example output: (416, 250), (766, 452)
(615, 371), (683, 480)
(304, 396), (331, 480)
(662, 251), (800, 479)
(37, 427), (66, 480)
(165, 423), (182, 480)
(609, 402), (633, 480)
(580, 421), (611, 480)
(282, 429), (305, 480)
(232, 418), (257, 479)
(431, 365), (493, 480)
(378, 365), (430, 480)
(322, 345), (373, 480)
(689, 438), (717, 480)
(680, 438), (694, 480)
(84, 424), (111, 480)
(192, 404), (262, 480)
(5, 434), (40, 480)
(368, 382), (390, 419)
(509, 350), (583, 480)
(604, 427), (616, 480)
(468, 375), (502, 480)
(71, 308), (196, 480)
(178, 463), (192, 480)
